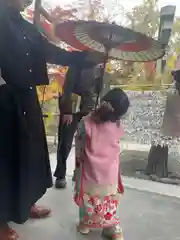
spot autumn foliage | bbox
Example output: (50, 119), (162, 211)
(37, 66), (68, 102)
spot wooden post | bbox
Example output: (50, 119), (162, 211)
(145, 145), (168, 178)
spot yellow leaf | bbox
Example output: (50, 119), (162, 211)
(106, 62), (112, 73)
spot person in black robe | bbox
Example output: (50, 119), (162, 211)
(0, 0), (101, 239)
(172, 70), (180, 93)
(54, 65), (102, 188)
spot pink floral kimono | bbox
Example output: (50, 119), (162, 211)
(74, 115), (124, 233)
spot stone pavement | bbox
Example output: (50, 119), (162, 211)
(11, 151), (180, 240)
(12, 183), (180, 240)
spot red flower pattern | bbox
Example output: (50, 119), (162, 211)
(94, 204), (103, 213)
(88, 197), (96, 205)
(112, 200), (118, 207)
(104, 212), (113, 220)
(87, 207), (93, 213)
(104, 196), (109, 201)
(76, 192), (120, 227)
(84, 215), (89, 221)
(104, 203), (108, 211)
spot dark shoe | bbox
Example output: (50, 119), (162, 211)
(55, 179), (67, 189)
(29, 205), (51, 219)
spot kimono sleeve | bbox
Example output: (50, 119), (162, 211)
(75, 119), (86, 166)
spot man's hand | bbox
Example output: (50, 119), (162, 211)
(52, 7), (77, 23)
(63, 114), (73, 125)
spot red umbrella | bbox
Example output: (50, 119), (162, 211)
(32, 0), (165, 107)
(54, 20), (165, 62)
(54, 21), (89, 51)
(30, 1), (164, 62)
(54, 20), (165, 107)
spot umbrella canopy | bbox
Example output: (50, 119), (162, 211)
(54, 20), (165, 62)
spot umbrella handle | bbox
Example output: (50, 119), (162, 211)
(95, 49), (109, 109)
(95, 26), (113, 109)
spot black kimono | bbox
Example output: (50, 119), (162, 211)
(0, 7), (89, 224)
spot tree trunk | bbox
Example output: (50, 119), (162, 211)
(145, 144), (169, 178)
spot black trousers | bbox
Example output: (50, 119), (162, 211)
(54, 113), (84, 180)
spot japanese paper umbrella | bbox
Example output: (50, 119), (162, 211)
(54, 20), (165, 106)
(54, 20), (165, 62)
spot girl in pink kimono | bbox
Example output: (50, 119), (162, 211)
(74, 88), (129, 240)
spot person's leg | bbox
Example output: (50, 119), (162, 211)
(102, 196), (123, 240)
(54, 114), (79, 188)
(77, 207), (90, 235)
(54, 124), (74, 188)
(54, 115), (69, 188)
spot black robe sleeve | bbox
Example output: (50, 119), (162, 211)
(42, 37), (101, 114)
(42, 36), (96, 68)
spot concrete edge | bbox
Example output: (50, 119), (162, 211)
(122, 176), (180, 198)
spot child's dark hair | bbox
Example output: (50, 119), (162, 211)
(92, 88), (130, 124)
